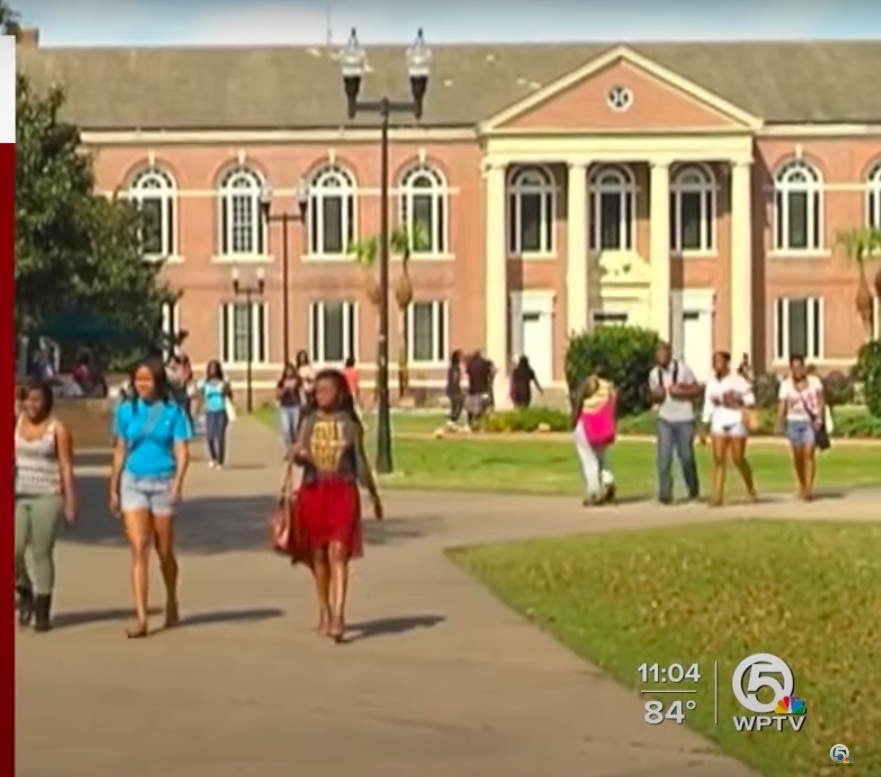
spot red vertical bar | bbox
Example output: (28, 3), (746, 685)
(2, 33), (15, 777)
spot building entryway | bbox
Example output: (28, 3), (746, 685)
(671, 289), (715, 382)
(510, 291), (554, 386)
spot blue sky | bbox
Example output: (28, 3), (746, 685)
(14, 0), (881, 46)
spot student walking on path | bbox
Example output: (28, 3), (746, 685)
(15, 380), (77, 632)
(776, 354), (828, 501)
(109, 357), (193, 638)
(197, 360), (233, 468)
(648, 342), (702, 504)
(700, 351), (758, 506)
(571, 369), (617, 506)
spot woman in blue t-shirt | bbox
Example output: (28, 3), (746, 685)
(197, 360), (233, 468)
(110, 356), (193, 638)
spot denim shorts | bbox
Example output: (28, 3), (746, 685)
(786, 419), (816, 446)
(120, 472), (175, 515)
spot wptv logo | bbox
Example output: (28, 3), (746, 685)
(731, 653), (807, 732)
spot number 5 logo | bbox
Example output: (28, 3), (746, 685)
(731, 653), (794, 714)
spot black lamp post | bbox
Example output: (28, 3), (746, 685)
(231, 267), (265, 413)
(340, 27), (432, 474)
(259, 181), (309, 367)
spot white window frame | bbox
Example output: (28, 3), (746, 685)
(129, 167), (177, 259)
(773, 161), (824, 253)
(670, 164), (715, 253)
(874, 295), (881, 340)
(867, 163), (881, 231)
(591, 310), (629, 327)
(160, 301), (180, 360)
(308, 165), (357, 258)
(507, 166), (555, 256)
(218, 166), (266, 258)
(773, 297), (824, 362)
(308, 300), (358, 365)
(399, 164), (448, 256)
(589, 164), (636, 251)
(219, 301), (269, 365)
(407, 300), (449, 365)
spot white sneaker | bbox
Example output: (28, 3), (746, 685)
(208, 460), (217, 469)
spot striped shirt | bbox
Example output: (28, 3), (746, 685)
(15, 417), (61, 496)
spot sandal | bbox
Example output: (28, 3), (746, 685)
(126, 621), (149, 639)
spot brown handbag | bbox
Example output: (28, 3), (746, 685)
(270, 498), (291, 554)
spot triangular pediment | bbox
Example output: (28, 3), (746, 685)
(481, 46), (762, 134)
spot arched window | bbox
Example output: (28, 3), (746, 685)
(308, 165), (356, 256)
(129, 167), (176, 257)
(400, 164), (447, 255)
(507, 166), (555, 255)
(219, 166), (265, 256)
(867, 163), (881, 230)
(670, 164), (715, 252)
(774, 161), (823, 251)
(589, 165), (635, 251)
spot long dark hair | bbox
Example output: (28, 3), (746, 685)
(313, 368), (361, 428)
(128, 356), (172, 405)
(206, 360), (224, 380)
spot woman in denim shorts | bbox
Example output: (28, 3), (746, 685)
(110, 357), (193, 638)
(776, 355), (826, 501)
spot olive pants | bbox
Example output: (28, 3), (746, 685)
(15, 495), (64, 595)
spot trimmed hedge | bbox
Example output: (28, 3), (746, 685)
(854, 340), (881, 417)
(565, 326), (660, 416)
(482, 405), (881, 438)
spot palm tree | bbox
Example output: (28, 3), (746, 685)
(836, 227), (881, 337)
(0, 2), (20, 35)
(349, 222), (429, 399)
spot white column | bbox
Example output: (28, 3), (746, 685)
(566, 161), (589, 335)
(730, 160), (753, 362)
(649, 159), (671, 340)
(484, 161), (509, 405)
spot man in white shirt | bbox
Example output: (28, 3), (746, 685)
(647, 342), (702, 504)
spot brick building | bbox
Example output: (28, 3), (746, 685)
(18, 32), (881, 400)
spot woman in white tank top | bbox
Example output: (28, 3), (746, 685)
(700, 351), (758, 506)
(15, 380), (77, 632)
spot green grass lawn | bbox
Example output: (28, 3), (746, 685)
(451, 521), (881, 777)
(254, 406), (881, 498)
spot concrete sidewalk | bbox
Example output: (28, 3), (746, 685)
(17, 419), (876, 777)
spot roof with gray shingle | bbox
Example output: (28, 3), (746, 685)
(16, 40), (881, 130)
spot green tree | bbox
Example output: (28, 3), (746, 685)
(15, 73), (176, 363)
(835, 226), (881, 338)
(0, 0), (19, 34)
(350, 223), (429, 398)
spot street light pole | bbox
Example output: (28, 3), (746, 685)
(340, 27), (431, 475)
(231, 267), (265, 413)
(260, 182), (309, 367)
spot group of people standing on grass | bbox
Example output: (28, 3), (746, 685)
(569, 342), (829, 508)
(16, 350), (382, 641)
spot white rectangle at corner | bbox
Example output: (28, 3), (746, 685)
(0, 36), (14, 143)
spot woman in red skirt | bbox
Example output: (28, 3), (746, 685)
(288, 369), (382, 642)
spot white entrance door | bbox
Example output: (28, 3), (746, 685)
(521, 311), (553, 385)
(682, 310), (713, 382)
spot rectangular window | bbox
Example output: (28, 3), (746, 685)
(519, 193), (542, 253)
(140, 198), (164, 256)
(774, 297), (823, 361)
(220, 302), (268, 363)
(309, 301), (357, 363)
(408, 301), (448, 363)
(679, 192), (703, 250)
(590, 192), (633, 251)
(775, 190), (822, 252)
(160, 301), (180, 360)
(591, 311), (629, 327)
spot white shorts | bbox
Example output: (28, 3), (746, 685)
(710, 420), (747, 438)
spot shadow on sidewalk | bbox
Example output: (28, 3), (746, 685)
(64, 474), (441, 555)
(345, 614), (446, 642)
(52, 606), (284, 631)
